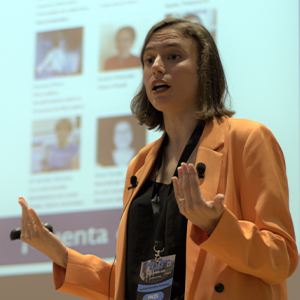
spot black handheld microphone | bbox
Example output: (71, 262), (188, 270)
(128, 175), (138, 190)
(196, 162), (206, 178)
(10, 223), (53, 240)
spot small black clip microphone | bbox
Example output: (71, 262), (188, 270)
(10, 223), (54, 240)
(128, 175), (138, 190)
(196, 162), (206, 178)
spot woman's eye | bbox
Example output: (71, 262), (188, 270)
(144, 57), (154, 66)
(169, 53), (180, 60)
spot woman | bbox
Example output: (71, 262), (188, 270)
(112, 121), (136, 166)
(104, 26), (141, 71)
(19, 18), (297, 300)
(42, 118), (79, 171)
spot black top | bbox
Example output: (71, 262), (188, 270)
(125, 179), (187, 300)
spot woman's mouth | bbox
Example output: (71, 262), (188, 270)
(152, 83), (170, 94)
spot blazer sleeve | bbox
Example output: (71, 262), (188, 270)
(53, 248), (115, 300)
(194, 123), (298, 284)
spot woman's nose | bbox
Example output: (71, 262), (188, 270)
(152, 56), (165, 75)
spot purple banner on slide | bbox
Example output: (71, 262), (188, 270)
(0, 209), (122, 266)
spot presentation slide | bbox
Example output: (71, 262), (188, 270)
(0, 0), (299, 277)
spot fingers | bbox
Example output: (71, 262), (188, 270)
(18, 197), (31, 238)
(175, 163), (203, 208)
(18, 197), (41, 239)
(172, 176), (180, 200)
(172, 166), (186, 205)
(178, 165), (191, 209)
(18, 197), (28, 215)
(28, 208), (44, 233)
(172, 164), (225, 234)
(187, 163), (203, 203)
(213, 194), (225, 214)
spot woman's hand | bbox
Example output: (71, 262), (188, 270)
(172, 163), (225, 235)
(18, 197), (68, 269)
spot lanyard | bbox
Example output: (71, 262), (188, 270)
(151, 121), (205, 257)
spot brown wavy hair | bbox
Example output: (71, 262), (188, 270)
(130, 18), (234, 131)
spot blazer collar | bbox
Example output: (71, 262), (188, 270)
(133, 134), (165, 199)
(199, 116), (226, 150)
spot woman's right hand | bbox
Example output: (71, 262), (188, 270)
(18, 197), (68, 269)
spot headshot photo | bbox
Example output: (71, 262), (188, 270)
(35, 27), (83, 79)
(31, 117), (80, 173)
(100, 25), (141, 71)
(166, 10), (217, 39)
(96, 115), (146, 166)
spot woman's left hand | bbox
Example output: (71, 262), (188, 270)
(172, 163), (225, 235)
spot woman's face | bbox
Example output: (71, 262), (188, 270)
(113, 121), (133, 149)
(56, 126), (70, 143)
(142, 28), (199, 116)
(116, 29), (134, 58)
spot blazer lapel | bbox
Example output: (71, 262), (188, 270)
(186, 117), (228, 292)
(195, 117), (227, 202)
(124, 133), (166, 211)
(114, 134), (165, 300)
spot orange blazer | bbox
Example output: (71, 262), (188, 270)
(53, 117), (298, 300)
